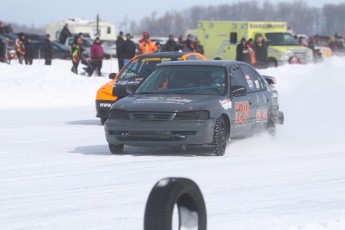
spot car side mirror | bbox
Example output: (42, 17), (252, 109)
(109, 73), (117, 80)
(126, 85), (138, 94)
(262, 75), (276, 85)
(231, 85), (247, 97)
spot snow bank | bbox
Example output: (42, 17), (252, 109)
(0, 60), (118, 108)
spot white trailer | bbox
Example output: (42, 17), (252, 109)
(46, 17), (116, 41)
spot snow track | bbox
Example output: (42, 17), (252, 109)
(0, 59), (345, 229)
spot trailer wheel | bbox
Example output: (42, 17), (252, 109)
(144, 177), (207, 230)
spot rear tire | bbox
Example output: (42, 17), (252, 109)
(268, 58), (278, 68)
(101, 118), (107, 125)
(267, 114), (276, 137)
(212, 116), (227, 156)
(109, 144), (124, 154)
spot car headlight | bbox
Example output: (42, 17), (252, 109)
(109, 109), (129, 120)
(174, 111), (210, 120)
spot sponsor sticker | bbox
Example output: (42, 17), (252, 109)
(235, 101), (250, 127)
(134, 97), (192, 105)
(219, 98), (232, 110)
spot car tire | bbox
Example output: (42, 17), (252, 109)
(267, 114), (276, 137)
(144, 177), (207, 230)
(101, 118), (107, 125)
(109, 144), (124, 154)
(212, 116), (227, 156)
(268, 58), (278, 67)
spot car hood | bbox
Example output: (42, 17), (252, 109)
(113, 94), (223, 112)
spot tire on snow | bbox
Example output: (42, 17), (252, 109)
(212, 116), (228, 156)
(108, 144), (124, 154)
(144, 177), (207, 230)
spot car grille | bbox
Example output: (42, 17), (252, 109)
(130, 112), (175, 121)
(292, 50), (308, 62)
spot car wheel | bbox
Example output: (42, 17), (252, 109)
(267, 114), (276, 137)
(109, 144), (124, 154)
(268, 58), (278, 67)
(144, 177), (207, 230)
(212, 116), (227, 156)
(101, 118), (107, 125)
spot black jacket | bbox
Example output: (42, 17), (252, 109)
(253, 42), (268, 63)
(59, 27), (72, 44)
(163, 40), (178, 52)
(124, 40), (136, 59)
(44, 39), (54, 58)
(0, 39), (5, 61)
(116, 36), (125, 59)
(24, 42), (34, 58)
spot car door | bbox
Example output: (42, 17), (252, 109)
(229, 65), (253, 138)
(240, 64), (269, 132)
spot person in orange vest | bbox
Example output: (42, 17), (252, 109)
(139, 32), (157, 54)
(246, 38), (256, 66)
(15, 33), (25, 64)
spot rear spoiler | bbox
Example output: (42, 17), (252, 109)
(262, 75), (276, 85)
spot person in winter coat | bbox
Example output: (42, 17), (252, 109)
(139, 32), (157, 55)
(253, 34), (268, 68)
(0, 37), (6, 63)
(15, 33), (25, 64)
(124, 33), (136, 65)
(163, 35), (178, 52)
(24, 37), (34, 65)
(116, 31), (126, 71)
(90, 37), (104, 76)
(246, 38), (256, 65)
(185, 34), (195, 52)
(71, 37), (82, 74)
(59, 24), (72, 44)
(236, 38), (249, 62)
(44, 34), (54, 65)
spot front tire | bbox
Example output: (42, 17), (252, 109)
(109, 144), (124, 154)
(212, 116), (227, 156)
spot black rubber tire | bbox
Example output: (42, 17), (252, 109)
(144, 177), (207, 230)
(109, 144), (124, 154)
(267, 114), (276, 137)
(212, 116), (227, 156)
(100, 118), (107, 125)
(267, 58), (278, 68)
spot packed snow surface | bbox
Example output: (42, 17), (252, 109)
(0, 58), (345, 229)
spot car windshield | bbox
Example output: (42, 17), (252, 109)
(136, 66), (227, 96)
(266, 32), (299, 46)
(52, 42), (69, 50)
(118, 57), (178, 80)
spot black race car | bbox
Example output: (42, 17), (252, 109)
(104, 61), (284, 156)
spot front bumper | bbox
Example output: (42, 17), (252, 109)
(104, 119), (215, 147)
(96, 100), (115, 119)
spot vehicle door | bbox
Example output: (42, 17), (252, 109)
(240, 64), (269, 132)
(229, 65), (253, 138)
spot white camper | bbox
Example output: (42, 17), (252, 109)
(46, 17), (116, 41)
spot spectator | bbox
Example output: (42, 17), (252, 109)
(163, 35), (178, 52)
(44, 34), (54, 65)
(59, 24), (72, 44)
(124, 33), (136, 65)
(0, 37), (6, 63)
(155, 41), (161, 52)
(116, 31), (126, 71)
(236, 38), (249, 62)
(178, 35), (185, 50)
(246, 38), (256, 65)
(90, 37), (104, 76)
(0, 21), (4, 34)
(185, 34), (195, 52)
(71, 37), (83, 74)
(15, 33), (25, 64)
(24, 37), (34, 65)
(195, 39), (204, 55)
(139, 32), (157, 54)
(253, 34), (268, 68)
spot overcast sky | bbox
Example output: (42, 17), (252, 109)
(1, 0), (344, 28)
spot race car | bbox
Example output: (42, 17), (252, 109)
(104, 61), (284, 156)
(96, 52), (206, 124)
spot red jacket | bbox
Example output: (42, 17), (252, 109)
(90, 43), (104, 60)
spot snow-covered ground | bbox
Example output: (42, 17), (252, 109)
(0, 58), (345, 230)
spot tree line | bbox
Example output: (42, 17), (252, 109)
(125, 1), (345, 37)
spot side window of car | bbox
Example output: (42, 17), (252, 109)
(230, 65), (249, 91)
(240, 64), (263, 93)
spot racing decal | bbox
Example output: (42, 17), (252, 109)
(255, 109), (268, 123)
(133, 97), (192, 105)
(255, 80), (260, 89)
(99, 103), (112, 108)
(235, 101), (250, 127)
(245, 75), (254, 90)
(116, 78), (144, 86)
(219, 98), (232, 110)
